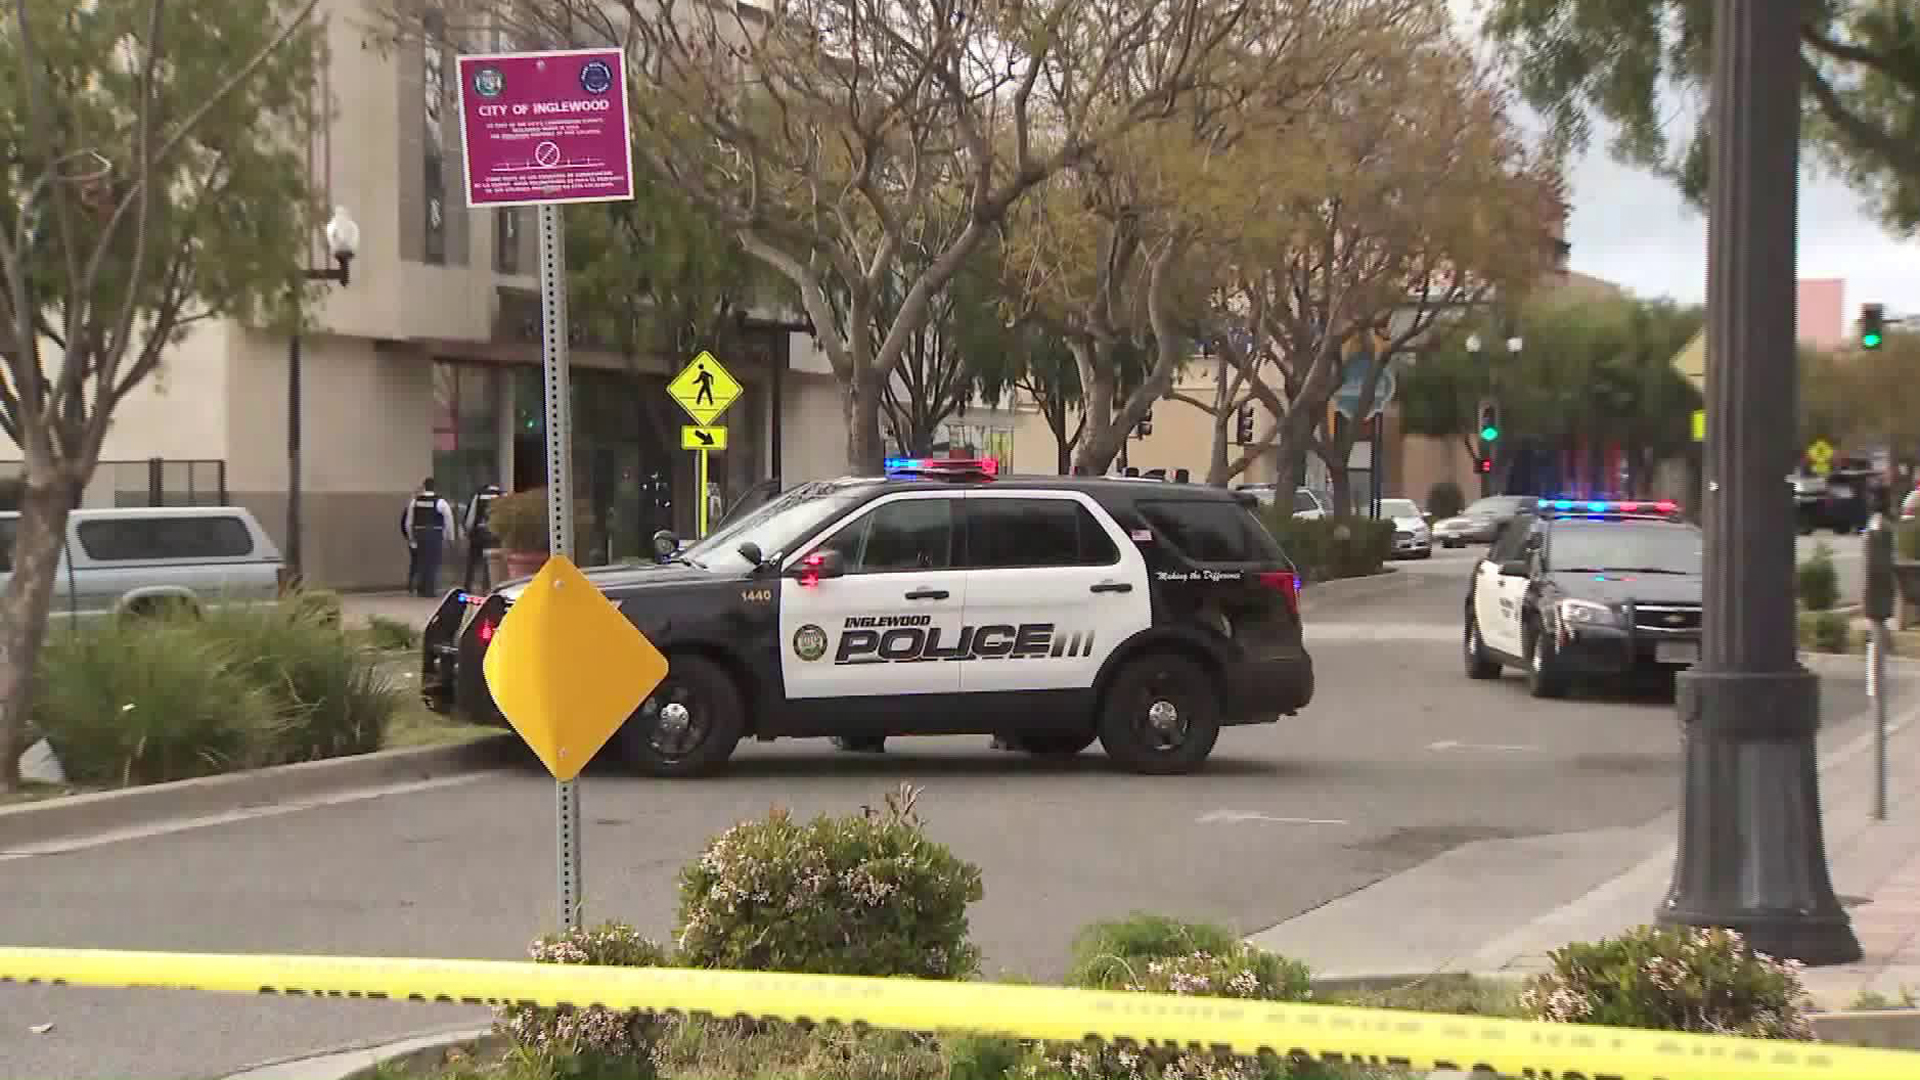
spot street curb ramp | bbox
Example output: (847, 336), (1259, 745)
(4, 947), (1918, 1080)
(0, 735), (520, 850)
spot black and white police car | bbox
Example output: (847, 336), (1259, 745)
(421, 458), (1314, 776)
(1461, 498), (1701, 698)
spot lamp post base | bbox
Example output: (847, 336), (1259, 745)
(1657, 667), (1862, 966)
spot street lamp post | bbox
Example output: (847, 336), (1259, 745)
(286, 206), (359, 586)
(1656, 0), (1861, 964)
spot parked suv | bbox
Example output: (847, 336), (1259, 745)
(0, 506), (284, 617)
(423, 459), (1314, 777)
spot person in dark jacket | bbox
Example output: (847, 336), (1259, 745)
(462, 483), (503, 592)
(402, 477), (454, 597)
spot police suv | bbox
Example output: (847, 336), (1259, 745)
(1462, 498), (1701, 698)
(420, 458), (1314, 776)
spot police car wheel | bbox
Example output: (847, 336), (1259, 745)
(1096, 652), (1221, 775)
(1463, 608), (1500, 680)
(617, 655), (743, 777)
(1526, 624), (1567, 699)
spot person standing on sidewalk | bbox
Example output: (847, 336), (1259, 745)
(401, 477), (454, 597)
(462, 482), (503, 592)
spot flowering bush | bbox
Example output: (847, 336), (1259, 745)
(1023, 942), (1314, 1080)
(497, 922), (671, 1076)
(675, 783), (985, 978)
(1520, 925), (1816, 1039)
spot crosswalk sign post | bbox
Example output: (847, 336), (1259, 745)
(668, 352), (743, 539)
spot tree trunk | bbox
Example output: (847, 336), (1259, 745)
(1069, 339), (1120, 474)
(1206, 412), (1232, 485)
(844, 365), (887, 473)
(0, 478), (77, 791)
(1328, 462), (1353, 517)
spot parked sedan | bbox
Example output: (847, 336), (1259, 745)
(1376, 497), (1431, 558)
(1432, 495), (1540, 548)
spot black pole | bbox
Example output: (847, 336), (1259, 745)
(286, 330), (303, 584)
(1657, 0), (1860, 964)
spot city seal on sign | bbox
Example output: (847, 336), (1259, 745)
(472, 66), (504, 98)
(793, 624), (828, 662)
(579, 58), (614, 94)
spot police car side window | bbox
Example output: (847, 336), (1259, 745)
(821, 498), (954, 573)
(1488, 517), (1530, 562)
(966, 499), (1119, 568)
(1137, 500), (1278, 564)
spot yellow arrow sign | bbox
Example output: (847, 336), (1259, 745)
(681, 425), (727, 450)
(1691, 410), (1705, 442)
(481, 554), (668, 782)
(668, 350), (743, 427)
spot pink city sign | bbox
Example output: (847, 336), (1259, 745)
(455, 48), (634, 208)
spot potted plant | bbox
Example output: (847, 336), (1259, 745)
(486, 488), (595, 580)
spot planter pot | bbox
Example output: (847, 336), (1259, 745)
(503, 550), (549, 580)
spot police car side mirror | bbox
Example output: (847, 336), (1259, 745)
(1499, 559), (1530, 577)
(791, 549), (846, 580)
(736, 541), (764, 567)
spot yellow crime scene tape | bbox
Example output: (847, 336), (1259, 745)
(3, 947), (1919, 1080)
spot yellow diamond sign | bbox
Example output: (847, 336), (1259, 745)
(481, 554), (668, 781)
(667, 350), (743, 427)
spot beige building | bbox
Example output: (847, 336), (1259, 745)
(1, 1), (849, 590)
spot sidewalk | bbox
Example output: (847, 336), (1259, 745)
(1252, 679), (1920, 1010)
(341, 592), (442, 630)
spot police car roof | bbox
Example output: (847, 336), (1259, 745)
(857, 472), (1250, 503)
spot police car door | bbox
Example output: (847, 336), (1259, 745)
(1474, 518), (1531, 656)
(957, 490), (1149, 694)
(778, 491), (966, 700)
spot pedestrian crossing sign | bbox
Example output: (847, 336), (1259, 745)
(668, 350), (743, 427)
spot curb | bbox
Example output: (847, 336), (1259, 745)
(219, 1024), (496, 1080)
(0, 734), (519, 850)
(1310, 974), (1920, 1050)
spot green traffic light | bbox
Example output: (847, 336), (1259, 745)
(1864, 331), (1883, 349)
(1480, 425), (1500, 441)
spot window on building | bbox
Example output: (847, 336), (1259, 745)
(432, 362), (502, 524)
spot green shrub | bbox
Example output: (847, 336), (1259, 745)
(1519, 925), (1815, 1039)
(1796, 543), (1839, 611)
(1260, 513), (1393, 582)
(498, 922), (669, 1078)
(1799, 610), (1852, 653)
(1426, 480), (1466, 521)
(675, 783), (984, 979)
(1064, 913), (1242, 987)
(366, 614), (418, 651)
(195, 604), (403, 763)
(33, 615), (279, 785)
(287, 587), (343, 625)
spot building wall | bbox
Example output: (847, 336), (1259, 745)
(1796, 278), (1846, 348)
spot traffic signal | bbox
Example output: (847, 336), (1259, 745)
(1861, 303), (1885, 349)
(1477, 400), (1500, 442)
(1236, 404), (1255, 444)
(1135, 408), (1153, 438)
(1475, 456), (1493, 475)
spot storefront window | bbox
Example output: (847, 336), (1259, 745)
(512, 366), (676, 563)
(432, 362), (502, 525)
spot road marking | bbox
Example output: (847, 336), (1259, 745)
(1197, 810), (1350, 826)
(0, 771), (507, 860)
(1427, 740), (1536, 753)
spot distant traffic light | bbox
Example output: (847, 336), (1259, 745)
(1861, 303), (1886, 349)
(1477, 400), (1500, 442)
(1236, 404), (1255, 444)
(1475, 456), (1493, 475)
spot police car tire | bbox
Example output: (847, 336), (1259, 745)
(1526, 625), (1568, 699)
(1096, 652), (1221, 775)
(616, 655), (744, 777)
(1463, 607), (1500, 680)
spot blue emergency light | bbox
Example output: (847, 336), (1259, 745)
(884, 457), (998, 477)
(1546, 498), (1678, 515)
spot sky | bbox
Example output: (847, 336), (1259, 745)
(1449, 0), (1918, 320)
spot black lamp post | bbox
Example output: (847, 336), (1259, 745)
(286, 206), (359, 586)
(1655, 0), (1861, 965)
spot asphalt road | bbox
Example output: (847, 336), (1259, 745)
(0, 546), (1875, 1080)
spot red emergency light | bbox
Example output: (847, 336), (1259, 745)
(884, 456), (999, 478)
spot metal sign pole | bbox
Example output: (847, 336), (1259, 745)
(696, 447), (709, 538)
(1865, 514), (1894, 822)
(537, 203), (583, 930)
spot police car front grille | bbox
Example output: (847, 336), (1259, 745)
(1633, 604), (1701, 633)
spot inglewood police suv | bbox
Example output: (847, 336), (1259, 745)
(421, 459), (1314, 777)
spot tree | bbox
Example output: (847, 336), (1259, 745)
(416, 0), (1273, 473)
(1211, 14), (1565, 514)
(1801, 330), (1920, 457)
(875, 212), (976, 457)
(0, 0), (324, 790)
(1484, 0), (1920, 233)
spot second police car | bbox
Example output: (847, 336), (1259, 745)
(421, 459), (1314, 776)
(1461, 498), (1701, 698)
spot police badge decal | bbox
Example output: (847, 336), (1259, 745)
(793, 624), (828, 662)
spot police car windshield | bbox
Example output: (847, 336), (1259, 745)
(681, 482), (874, 571)
(1549, 523), (1702, 576)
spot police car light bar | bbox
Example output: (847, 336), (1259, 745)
(884, 457), (999, 478)
(1545, 498), (1679, 515)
